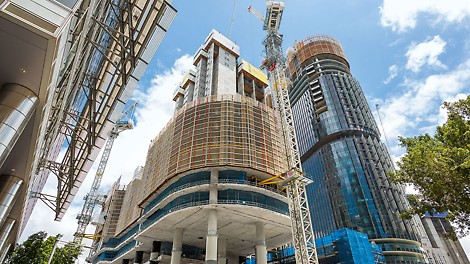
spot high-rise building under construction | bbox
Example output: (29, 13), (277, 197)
(287, 35), (430, 263)
(89, 29), (294, 264)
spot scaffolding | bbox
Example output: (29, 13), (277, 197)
(30, 0), (176, 221)
(287, 35), (349, 80)
(138, 94), (287, 209)
(295, 35), (347, 65)
(85, 178), (126, 261)
(115, 176), (142, 235)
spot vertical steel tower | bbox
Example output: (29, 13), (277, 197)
(249, 1), (317, 263)
(74, 102), (137, 244)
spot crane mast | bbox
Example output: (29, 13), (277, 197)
(73, 102), (137, 244)
(249, 1), (318, 263)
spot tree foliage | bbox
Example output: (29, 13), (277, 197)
(392, 95), (470, 238)
(50, 242), (81, 264)
(8, 231), (81, 264)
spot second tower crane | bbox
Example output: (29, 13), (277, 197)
(73, 101), (137, 244)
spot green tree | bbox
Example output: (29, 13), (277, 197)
(50, 242), (81, 264)
(392, 95), (470, 238)
(8, 232), (81, 264)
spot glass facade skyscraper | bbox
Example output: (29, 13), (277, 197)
(288, 35), (427, 263)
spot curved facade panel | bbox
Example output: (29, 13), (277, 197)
(292, 72), (381, 158)
(140, 94), (287, 206)
(288, 35), (349, 80)
(0, 175), (23, 229)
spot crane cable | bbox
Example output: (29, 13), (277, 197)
(228, 0), (238, 38)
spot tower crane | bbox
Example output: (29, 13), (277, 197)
(73, 101), (137, 244)
(249, 1), (318, 263)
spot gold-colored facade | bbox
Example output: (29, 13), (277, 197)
(140, 94), (287, 206)
(288, 35), (349, 77)
(238, 60), (269, 86)
(114, 95), (287, 233)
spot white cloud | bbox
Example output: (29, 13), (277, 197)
(21, 54), (193, 263)
(436, 93), (468, 125)
(405, 36), (446, 73)
(380, 0), (470, 32)
(373, 58), (470, 159)
(99, 54), (193, 188)
(384, 64), (399, 84)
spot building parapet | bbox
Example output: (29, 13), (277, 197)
(181, 70), (196, 89)
(172, 87), (185, 101)
(193, 47), (208, 66)
(238, 60), (268, 86)
(203, 29), (240, 57)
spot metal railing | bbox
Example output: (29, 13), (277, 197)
(218, 199), (288, 215)
(218, 179), (286, 196)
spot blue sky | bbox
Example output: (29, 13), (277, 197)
(22, 0), (470, 261)
(141, 0), (470, 154)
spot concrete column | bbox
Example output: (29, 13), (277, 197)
(209, 169), (218, 204)
(239, 72), (245, 96)
(171, 229), (183, 264)
(260, 83), (266, 104)
(210, 169), (218, 183)
(251, 79), (256, 100)
(206, 209), (218, 264)
(134, 250), (143, 264)
(0, 84), (38, 168)
(186, 83), (195, 103)
(175, 95), (184, 111)
(149, 241), (162, 264)
(217, 237), (226, 264)
(255, 222), (267, 264)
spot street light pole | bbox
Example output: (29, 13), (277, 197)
(47, 236), (60, 264)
